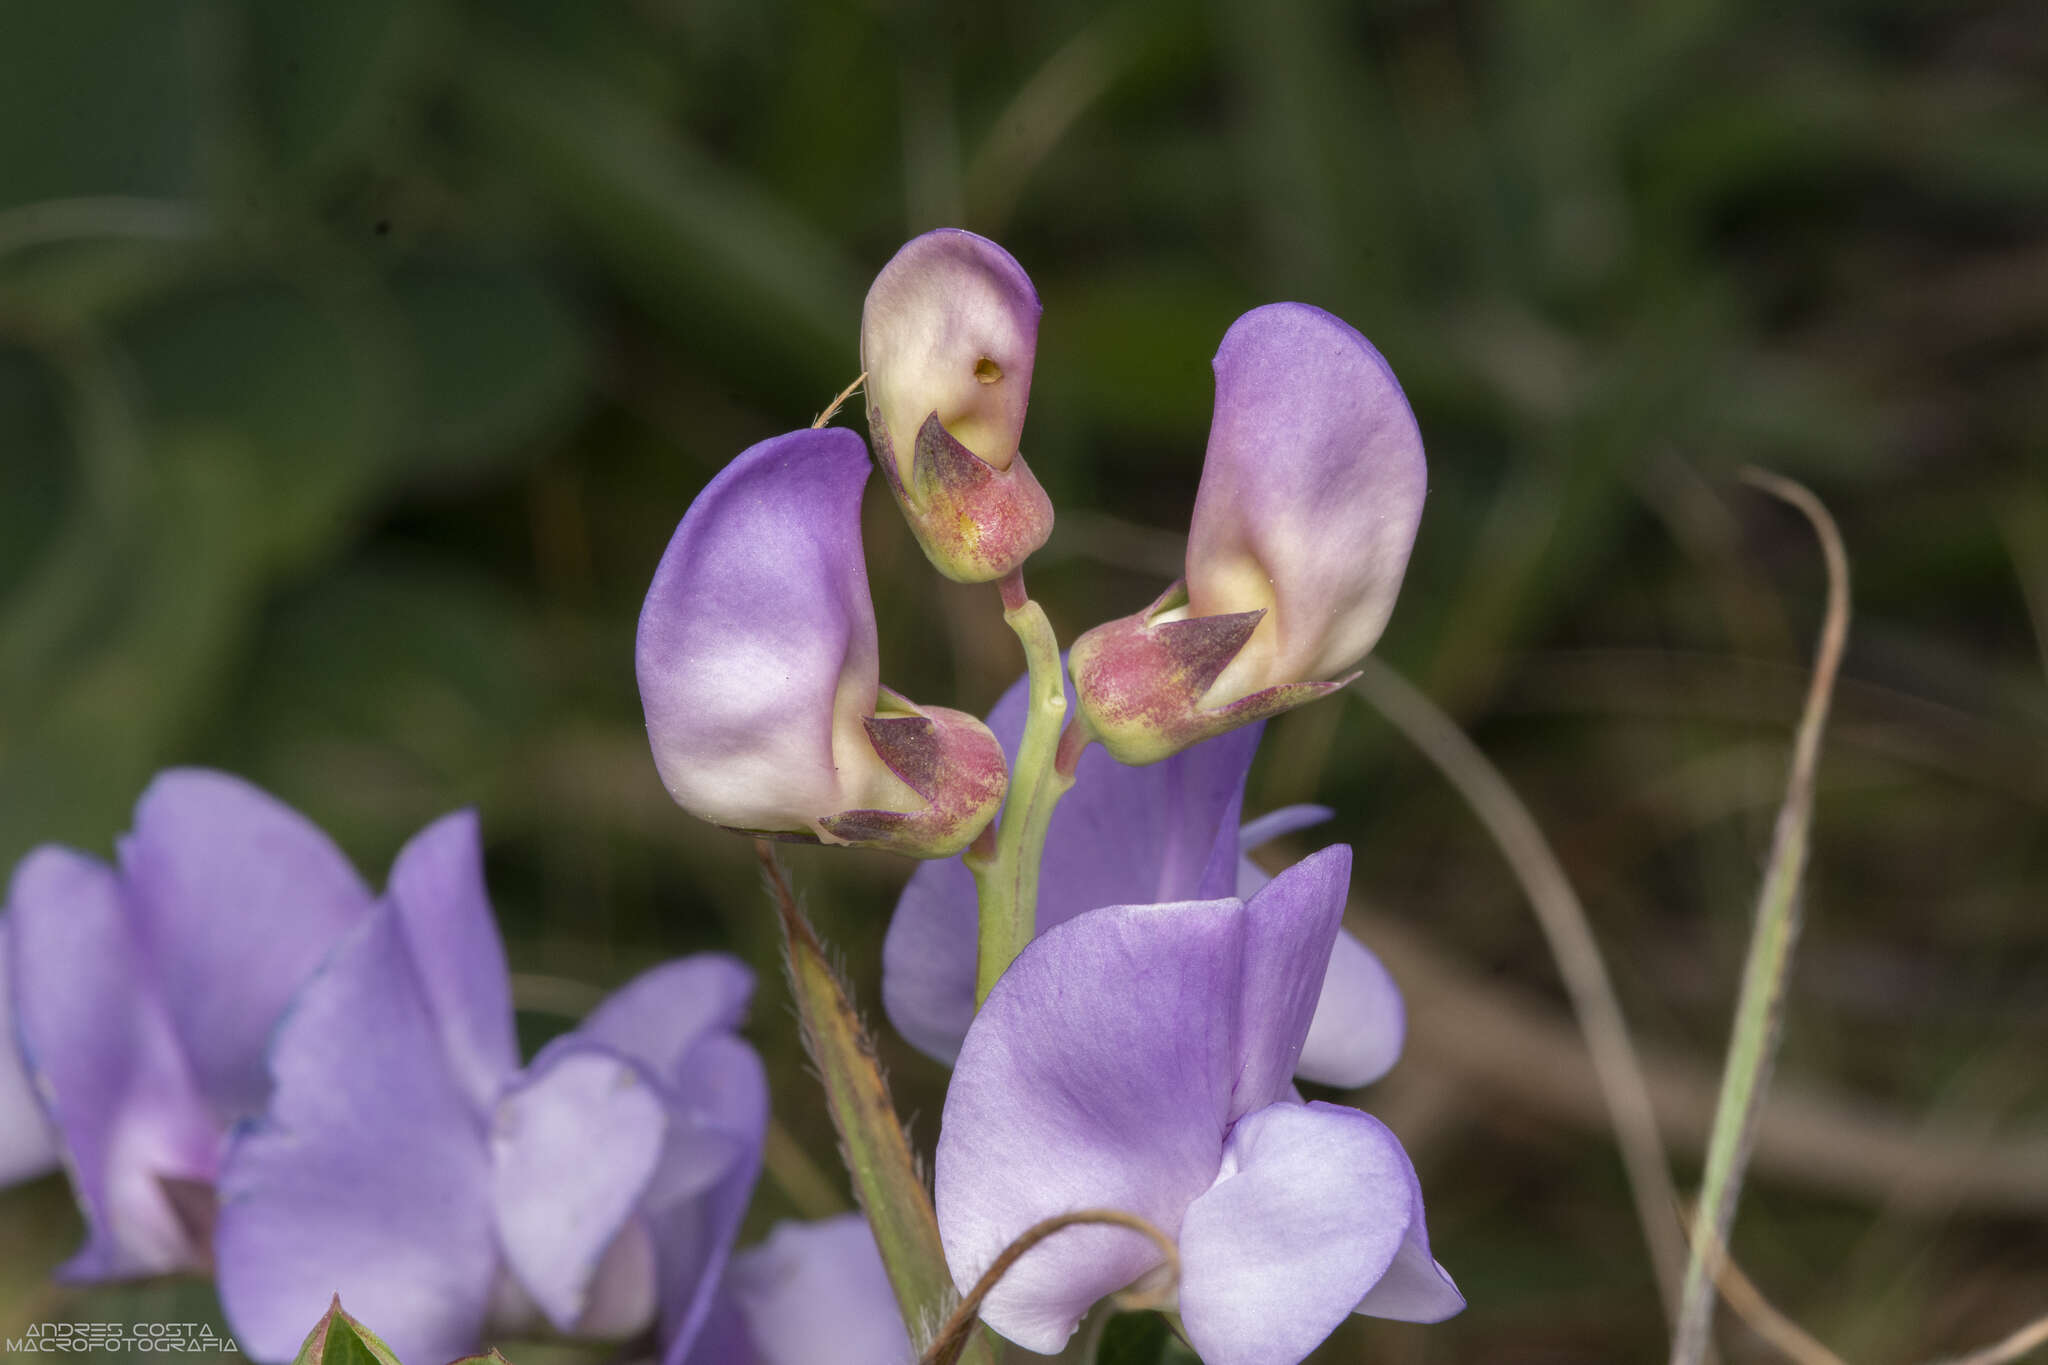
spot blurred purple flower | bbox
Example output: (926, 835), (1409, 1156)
(1070, 303), (1427, 764)
(636, 426), (1007, 857)
(860, 228), (1053, 583)
(883, 672), (1403, 1089)
(935, 847), (1462, 1364)
(685, 1214), (914, 1365)
(0, 919), (59, 1188)
(1, 770), (377, 1279)
(212, 809), (767, 1365)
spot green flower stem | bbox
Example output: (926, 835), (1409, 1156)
(967, 574), (1081, 1004)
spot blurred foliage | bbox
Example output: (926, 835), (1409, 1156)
(2, 0), (2045, 1360)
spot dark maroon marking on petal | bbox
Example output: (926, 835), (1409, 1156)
(863, 714), (942, 800)
(1155, 609), (1267, 695)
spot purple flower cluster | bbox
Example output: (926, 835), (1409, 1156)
(3, 227), (1454, 1365)
(631, 229), (1456, 1362)
(0, 773), (908, 1365)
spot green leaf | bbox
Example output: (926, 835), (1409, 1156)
(758, 847), (995, 1365)
(291, 1297), (405, 1365)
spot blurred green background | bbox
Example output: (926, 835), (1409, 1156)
(2, 0), (2044, 1359)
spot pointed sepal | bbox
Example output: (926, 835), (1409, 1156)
(820, 702), (1007, 858)
(865, 410), (1053, 583)
(290, 1297), (405, 1365)
(1070, 581), (1354, 765)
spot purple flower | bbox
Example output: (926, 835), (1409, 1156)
(213, 810), (767, 1365)
(684, 1215), (914, 1365)
(1, 770), (376, 1279)
(934, 847), (1462, 1364)
(861, 229), (1054, 583)
(637, 426), (1008, 857)
(883, 672), (1403, 1089)
(1070, 304), (1427, 764)
(0, 919), (59, 1188)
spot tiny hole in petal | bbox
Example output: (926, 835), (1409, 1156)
(973, 357), (1002, 384)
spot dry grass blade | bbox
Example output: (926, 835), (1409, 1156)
(1670, 470), (1851, 1365)
(918, 1209), (1180, 1365)
(1351, 659), (1690, 1324)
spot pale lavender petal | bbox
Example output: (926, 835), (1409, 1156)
(1178, 1101), (1461, 1365)
(1234, 805), (1333, 878)
(676, 1290), (756, 1365)
(1229, 846), (1352, 1120)
(1233, 812), (1404, 1087)
(117, 768), (375, 1119)
(861, 228), (1040, 478)
(214, 908), (497, 1365)
(1296, 929), (1405, 1089)
(651, 1033), (770, 1365)
(1186, 304), (1427, 701)
(8, 848), (218, 1280)
(878, 854), (979, 1063)
(386, 810), (519, 1113)
(0, 917), (59, 1185)
(726, 1215), (913, 1365)
(881, 671), (1260, 1063)
(578, 1216), (662, 1341)
(577, 955), (755, 1091)
(491, 1040), (667, 1334)
(636, 428), (886, 833)
(935, 901), (1244, 1353)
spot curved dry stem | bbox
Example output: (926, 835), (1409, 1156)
(918, 1209), (1180, 1365)
(1681, 1204), (1848, 1365)
(1350, 658), (1690, 1325)
(813, 372), (867, 429)
(1670, 471), (1850, 1365)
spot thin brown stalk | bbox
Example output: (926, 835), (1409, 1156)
(813, 372), (866, 429)
(919, 1210), (1179, 1365)
(1682, 1205), (1848, 1365)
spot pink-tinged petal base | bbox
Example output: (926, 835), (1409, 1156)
(861, 228), (1040, 479)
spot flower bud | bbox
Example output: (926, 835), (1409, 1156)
(860, 229), (1053, 583)
(1072, 303), (1426, 765)
(635, 427), (1006, 857)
